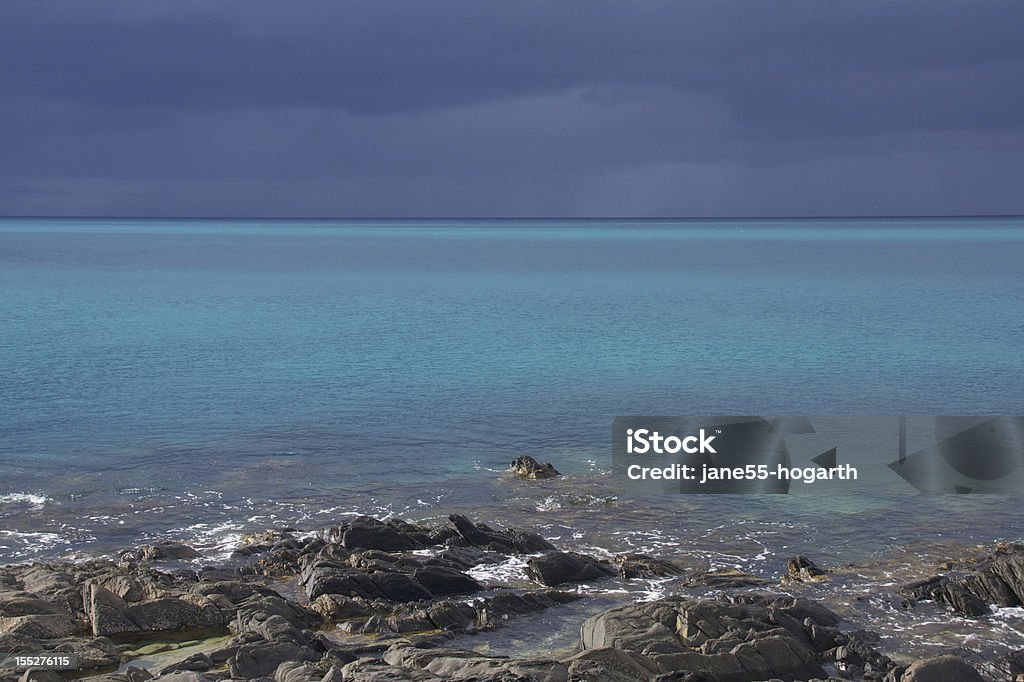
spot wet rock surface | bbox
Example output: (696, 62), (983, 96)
(0, 515), (1005, 681)
(901, 542), (1024, 617)
(900, 654), (985, 682)
(784, 555), (829, 584)
(509, 455), (561, 480)
(526, 552), (617, 587)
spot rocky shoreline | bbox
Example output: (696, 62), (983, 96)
(2, 512), (1023, 682)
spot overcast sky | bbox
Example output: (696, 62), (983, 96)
(2, 1), (1023, 218)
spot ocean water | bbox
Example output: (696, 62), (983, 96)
(2, 218), (1024, 659)
(2, 217), (1024, 546)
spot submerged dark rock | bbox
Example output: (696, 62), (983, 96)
(509, 455), (561, 479)
(686, 568), (770, 589)
(784, 555), (828, 583)
(614, 554), (687, 581)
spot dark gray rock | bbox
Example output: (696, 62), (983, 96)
(411, 566), (481, 596)
(71, 667), (152, 682)
(565, 647), (661, 681)
(234, 593), (325, 634)
(902, 655), (984, 682)
(197, 566), (242, 582)
(98, 574), (149, 602)
(527, 552), (616, 587)
(347, 550), (407, 572)
(424, 601), (477, 631)
(252, 614), (318, 646)
(85, 583), (141, 637)
(509, 455), (560, 480)
(81, 589), (224, 637)
(15, 566), (81, 615)
(477, 590), (579, 625)
(192, 580), (280, 604)
(990, 648), (1024, 680)
(614, 555), (687, 580)
(0, 613), (80, 639)
(122, 542), (203, 563)
(124, 598), (204, 632)
(903, 576), (990, 617)
(581, 602), (682, 654)
(901, 543), (1024, 617)
(341, 517), (420, 552)
(686, 568), (769, 589)
(149, 673), (215, 682)
(772, 596), (841, 627)
(446, 515), (495, 547)
(49, 635), (123, 670)
(274, 660), (342, 682)
(784, 555), (827, 582)
(383, 643), (569, 681)
(447, 514), (555, 554)
(301, 564), (433, 603)
(0, 588), (67, 617)
(578, 595), (884, 682)
(17, 672), (65, 682)
(159, 653), (213, 675)
(309, 595), (372, 622)
(339, 659), (441, 681)
(727, 633), (822, 681)
(432, 547), (506, 571)
(229, 641), (320, 679)
(209, 632), (263, 664)
(369, 572), (434, 603)
(651, 672), (719, 682)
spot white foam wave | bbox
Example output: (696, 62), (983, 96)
(0, 493), (53, 509)
(0, 530), (66, 559)
(180, 521), (246, 561)
(467, 555), (531, 585)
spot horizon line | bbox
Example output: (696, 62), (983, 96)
(2, 214), (1024, 222)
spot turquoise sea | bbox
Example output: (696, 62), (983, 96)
(4, 217), (1024, 657)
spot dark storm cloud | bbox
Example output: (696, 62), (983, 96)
(1, 1), (1023, 217)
